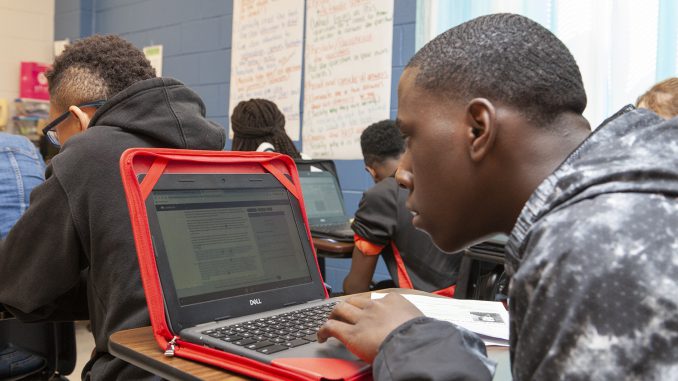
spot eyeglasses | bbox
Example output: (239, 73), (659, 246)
(42, 100), (107, 147)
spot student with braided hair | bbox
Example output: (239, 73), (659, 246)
(231, 98), (302, 158)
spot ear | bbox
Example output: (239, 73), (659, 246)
(365, 165), (379, 181)
(464, 98), (497, 162)
(68, 105), (91, 132)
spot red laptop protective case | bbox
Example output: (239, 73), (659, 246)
(119, 148), (371, 381)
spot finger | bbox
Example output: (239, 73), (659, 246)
(328, 300), (364, 324)
(317, 318), (352, 343)
(341, 296), (372, 309)
(381, 292), (407, 302)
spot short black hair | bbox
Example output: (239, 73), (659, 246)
(407, 13), (586, 125)
(360, 120), (404, 166)
(46, 35), (156, 110)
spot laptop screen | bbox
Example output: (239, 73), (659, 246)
(298, 171), (346, 224)
(151, 187), (312, 306)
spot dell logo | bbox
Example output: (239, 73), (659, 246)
(249, 298), (262, 306)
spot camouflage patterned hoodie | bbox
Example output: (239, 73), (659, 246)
(506, 107), (678, 380)
(373, 107), (678, 381)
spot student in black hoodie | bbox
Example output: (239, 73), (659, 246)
(0, 35), (226, 380)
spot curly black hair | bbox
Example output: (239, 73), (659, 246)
(46, 35), (156, 110)
(360, 120), (404, 166)
(407, 13), (587, 126)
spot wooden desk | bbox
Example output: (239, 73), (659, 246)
(110, 326), (243, 381)
(312, 237), (354, 279)
(312, 237), (353, 258)
(109, 290), (511, 380)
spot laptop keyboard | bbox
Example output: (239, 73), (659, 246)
(201, 302), (338, 355)
(312, 223), (353, 236)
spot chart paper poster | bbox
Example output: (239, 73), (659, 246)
(303, 0), (394, 159)
(54, 39), (69, 57)
(143, 45), (163, 77)
(230, 0), (304, 140)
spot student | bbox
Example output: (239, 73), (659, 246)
(636, 77), (678, 119)
(344, 120), (461, 296)
(318, 13), (678, 380)
(231, 98), (302, 158)
(0, 133), (47, 379)
(0, 133), (44, 238)
(0, 35), (226, 380)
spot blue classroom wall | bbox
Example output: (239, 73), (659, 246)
(54, 0), (417, 292)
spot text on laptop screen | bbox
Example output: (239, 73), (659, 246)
(151, 187), (312, 306)
(298, 172), (345, 221)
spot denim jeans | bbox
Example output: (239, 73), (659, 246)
(0, 133), (45, 239)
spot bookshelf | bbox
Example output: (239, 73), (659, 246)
(10, 98), (58, 162)
(12, 98), (49, 143)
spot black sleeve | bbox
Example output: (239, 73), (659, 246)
(0, 173), (88, 321)
(373, 317), (495, 381)
(351, 182), (398, 245)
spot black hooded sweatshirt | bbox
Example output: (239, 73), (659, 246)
(0, 78), (226, 380)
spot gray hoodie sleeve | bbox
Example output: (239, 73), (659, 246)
(373, 316), (495, 381)
(510, 193), (678, 380)
(0, 172), (88, 321)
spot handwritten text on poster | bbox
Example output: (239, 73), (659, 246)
(230, 0), (304, 140)
(303, 0), (394, 159)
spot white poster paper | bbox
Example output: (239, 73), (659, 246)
(303, 0), (394, 159)
(54, 39), (69, 57)
(372, 293), (510, 346)
(143, 45), (163, 77)
(229, 0), (304, 141)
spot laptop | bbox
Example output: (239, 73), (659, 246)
(297, 170), (354, 241)
(143, 172), (369, 377)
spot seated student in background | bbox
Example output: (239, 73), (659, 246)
(231, 98), (302, 158)
(319, 13), (678, 380)
(636, 77), (678, 119)
(0, 132), (47, 379)
(0, 35), (225, 380)
(343, 120), (461, 296)
(0, 133), (44, 238)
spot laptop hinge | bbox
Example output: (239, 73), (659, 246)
(214, 315), (232, 322)
(164, 336), (179, 357)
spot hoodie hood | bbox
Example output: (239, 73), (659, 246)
(506, 108), (678, 274)
(89, 77), (225, 150)
(28, 77), (225, 380)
